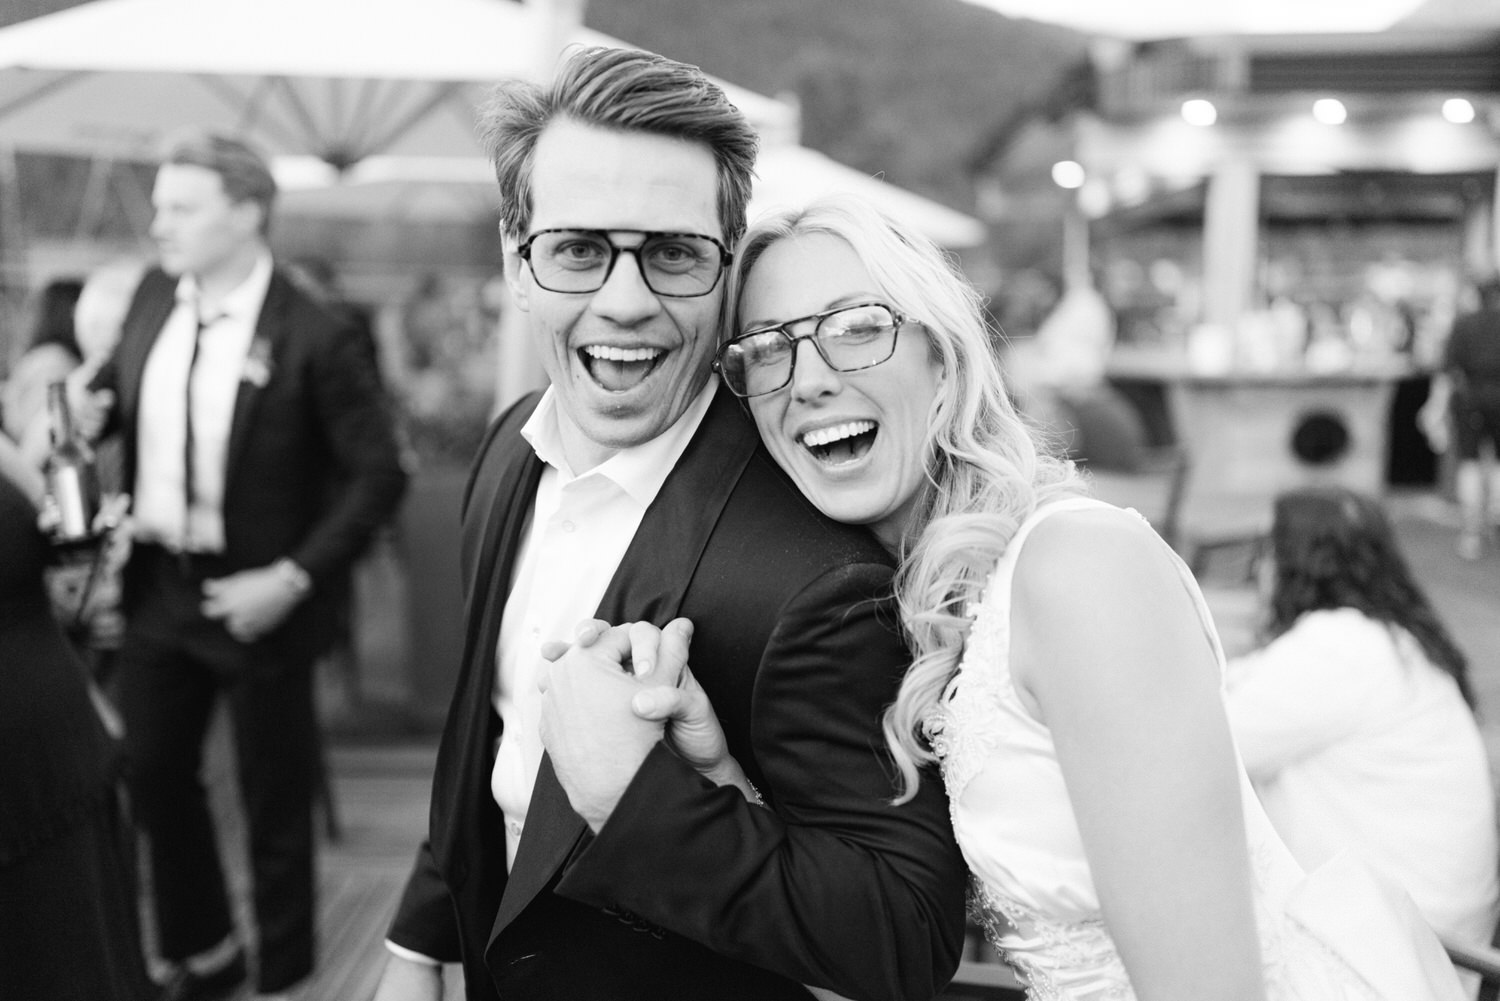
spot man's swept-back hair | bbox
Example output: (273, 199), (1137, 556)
(160, 130), (277, 234)
(481, 46), (759, 245)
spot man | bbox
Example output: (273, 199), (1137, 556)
(80, 132), (408, 1000)
(1422, 277), (1500, 560)
(375, 47), (966, 1001)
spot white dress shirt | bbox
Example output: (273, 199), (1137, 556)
(491, 381), (715, 869)
(133, 252), (273, 552)
(1225, 607), (1500, 950)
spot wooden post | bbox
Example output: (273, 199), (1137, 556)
(1062, 199), (1091, 291)
(1202, 159), (1260, 328)
(0, 142), (29, 370)
(491, 0), (593, 412)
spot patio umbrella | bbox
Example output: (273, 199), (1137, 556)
(272, 147), (990, 249)
(0, 0), (798, 167)
(752, 145), (987, 248)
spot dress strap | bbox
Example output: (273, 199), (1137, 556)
(980, 495), (1229, 677)
(979, 496), (1118, 616)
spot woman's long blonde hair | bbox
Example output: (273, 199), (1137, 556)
(729, 195), (1082, 802)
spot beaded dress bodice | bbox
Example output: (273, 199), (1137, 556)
(925, 498), (1454, 1001)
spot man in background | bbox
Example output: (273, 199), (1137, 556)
(78, 131), (407, 1000)
(1422, 277), (1500, 560)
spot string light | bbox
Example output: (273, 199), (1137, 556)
(1051, 160), (1086, 189)
(1181, 99), (1218, 127)
(1442, 98), (1476, 124)
(1313, 98), (1347, 125)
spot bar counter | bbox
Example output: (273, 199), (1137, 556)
(1107, 349), (1416, 497)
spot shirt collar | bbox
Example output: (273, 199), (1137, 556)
(174, 249), (274, 323)
(522, 379), (718, 508)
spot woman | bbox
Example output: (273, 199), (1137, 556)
(1226, 486), (1499, 994)
(1, 278), (84, 450)
(0, 433), (155, 1000)
(552, 195), (1467, 1000)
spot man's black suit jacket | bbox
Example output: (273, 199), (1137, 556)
(388, 388), (967, 1001)
(95, 266), (407, 663)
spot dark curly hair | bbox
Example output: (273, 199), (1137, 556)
(1263, 486), (1474, 708)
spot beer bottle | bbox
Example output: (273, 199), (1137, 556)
(42, 380), (100, 542)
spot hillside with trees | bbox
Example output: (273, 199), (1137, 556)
(587, 0), (1089, 212)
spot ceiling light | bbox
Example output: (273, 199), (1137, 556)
(1181, 99), (1217, 127)
(1051, 160), (1086, 189)
(1443, 98), (1476, 124)
(1313, 98), (1347, 125)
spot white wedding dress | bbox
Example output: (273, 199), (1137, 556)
(925, 497), (1466, 1001)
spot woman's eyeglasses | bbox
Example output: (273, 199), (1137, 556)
(713, 302), (906, 398)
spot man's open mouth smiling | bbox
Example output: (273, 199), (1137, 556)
(799, 420), (877, 465)
(580, 344), (665, 392)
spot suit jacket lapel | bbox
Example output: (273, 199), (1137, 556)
(223, 271), (292, 491)
(463, 422), (545, 682)
(430, 397), (545, 871)
(116, 273), (177, 458)
(490, 390), (759, 944)
(595, 390), (757, 625)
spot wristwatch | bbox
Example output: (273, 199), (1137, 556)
(273, 557), (313, 597)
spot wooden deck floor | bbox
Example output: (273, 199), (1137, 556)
(175, 738), (461, 1001)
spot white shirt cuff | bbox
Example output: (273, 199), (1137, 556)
(384, 939), (443, 966)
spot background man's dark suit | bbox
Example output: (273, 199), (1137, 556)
(95, 265), (407, 989)
(388, 388), (966, 1001)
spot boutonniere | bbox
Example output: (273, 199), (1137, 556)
(242, 336), (274, 388)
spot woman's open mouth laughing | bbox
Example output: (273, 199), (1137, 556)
(800, 420), (877, 466)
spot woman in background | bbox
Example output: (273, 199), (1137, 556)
(1, 277), (83, 446)
(1226, 486), (1499, 994)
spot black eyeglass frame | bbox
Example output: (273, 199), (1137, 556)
(713, 300), (908, 398)
(517, 228), (733, 299)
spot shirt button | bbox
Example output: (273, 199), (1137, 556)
(507, 820), (524, 837)
(561, 520), (576, 533)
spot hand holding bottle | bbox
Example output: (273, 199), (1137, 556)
(64, 368), (113, 445)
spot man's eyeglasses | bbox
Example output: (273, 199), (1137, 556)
(518, 229), (731, 298)
(713, 302), (906, 398)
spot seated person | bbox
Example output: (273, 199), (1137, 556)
(1226, 486), (1499, 996)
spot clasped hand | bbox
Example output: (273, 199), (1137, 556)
(538, 618), (743, 831)
(200, 564), (302, 644)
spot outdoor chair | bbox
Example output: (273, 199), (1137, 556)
(939, 924), (1024, 1001)
(1053, 384), (1191, 549)
(940, 958), (1024, 1000)
(1083, 442), (1190, 549)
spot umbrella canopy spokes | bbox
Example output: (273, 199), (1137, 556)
(193, 72), (474, 173)
(0, 70), (86, 125)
